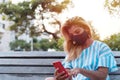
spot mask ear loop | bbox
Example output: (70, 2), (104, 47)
(73, 41), (76, 45)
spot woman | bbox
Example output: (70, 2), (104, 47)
(45, 16), (118, 80)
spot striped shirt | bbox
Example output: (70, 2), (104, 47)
(62, 40), (118, 80)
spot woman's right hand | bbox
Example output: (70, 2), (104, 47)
(54, 68), (70, 80)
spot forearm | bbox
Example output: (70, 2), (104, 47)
(80, 68), (107, 80)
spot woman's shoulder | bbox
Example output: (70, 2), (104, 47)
(93, 40), (103, 44)
(93, 40), (107, 46)
(92, 40), (110, 50)
(94, 40), (112, 53)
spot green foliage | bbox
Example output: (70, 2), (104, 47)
(9, 40), (30, 51)
(39, 39), (49, 51)
(37, 38), (64, 51)
(39, 39), (59, 51)
(33, 37), (38, 43)
(33, 42), (41, 51)
(9, 38), (64, 51)
(104, 0), (120, 16)
(103, 33), (120, 51)
(57, 37), (64, 51)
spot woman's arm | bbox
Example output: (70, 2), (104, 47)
(71, 67), (108, 80)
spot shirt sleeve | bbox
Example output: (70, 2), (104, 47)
(97, 43), (118, 73)
(62, 56), (72, 69)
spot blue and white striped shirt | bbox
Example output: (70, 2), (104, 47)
(63, 40), (118, 80)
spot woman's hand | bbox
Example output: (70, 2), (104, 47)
(71, 68), (81, 77)
(54, 68), (72, 80)
(54, 68), (69, 80)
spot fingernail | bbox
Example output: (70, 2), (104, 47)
(66, 74), (68, 77)
(62, 71), (65, 73)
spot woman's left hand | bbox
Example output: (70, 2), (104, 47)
(71, 68), (81, 77)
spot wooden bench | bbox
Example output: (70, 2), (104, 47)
(0, 51), (119, 80)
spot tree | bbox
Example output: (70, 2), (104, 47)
(103, 33), (120, 51)
(39, 39), (60, 51)
(57, 37), (64, 51)
(0, 0), (71, 40)
(104, 0), (120, 16)
(10, 40), (31, 51)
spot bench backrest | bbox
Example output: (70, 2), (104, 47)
(0, 51), (119, 80)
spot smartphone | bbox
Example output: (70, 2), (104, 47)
(53, 61), (69, 78)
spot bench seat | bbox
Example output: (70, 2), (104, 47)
(0, 51), (119, 80)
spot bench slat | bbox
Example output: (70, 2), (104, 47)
(0, 66), (119, 74)
(0, 67), (54, 74)
(109, 67), (120, 75)
(0, 58), (119, 66)
(0, 51), (119, 57)
(115, 58), (120, 66)
(0, 59), (64, 66)
(0, 51), (65, 57)
(110, 75), (120, 80)
(0, 74), (52, 80)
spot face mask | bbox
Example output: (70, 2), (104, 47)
(70, 31), (89, 45)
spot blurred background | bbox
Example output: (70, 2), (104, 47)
(0, 0), (120, 52)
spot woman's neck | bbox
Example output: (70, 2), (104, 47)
(82, 38), (94, 49)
